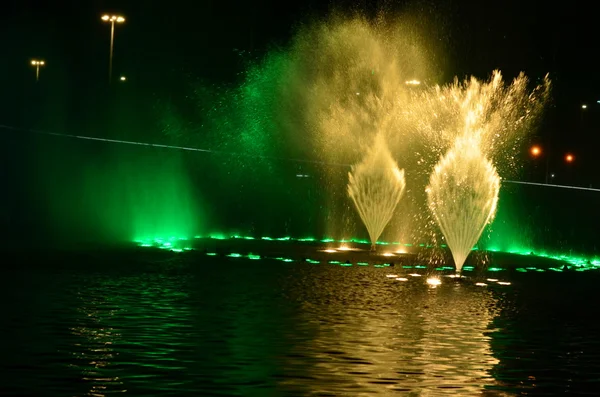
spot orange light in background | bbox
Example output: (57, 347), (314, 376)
(565, 154), (574, 163)
(530, 145), (541, 157)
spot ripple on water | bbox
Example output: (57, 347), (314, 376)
(1, 254), (600, 395)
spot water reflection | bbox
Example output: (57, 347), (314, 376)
(70, 285), (124, 395)
(283, 267), (503, 394)
(67, 271), (197, 395)
(4, 254), (594, 395)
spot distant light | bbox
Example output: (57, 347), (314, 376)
(120, 76), (126, 81)
(475, 282), (487, 287)
(426, 277), (441, 286)
(597, 100), (600, 104)
(386, 274), (399, 278)
(337, 245), (351, 251)
(565, 153), (574, 163)
(405, 79), (421, 86)
(102, 14), (125, 23)
(395, 277), (408, 281)
(409, 273), (422, 277)
(382, 252), (394, 257)
(582, 104), (588, 109)
(530, 145), (541, 157)
(551, 173), (555, 178)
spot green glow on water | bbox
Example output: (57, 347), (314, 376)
(357, 262), (369, 266)
(247, 254), (261, 260)
(307, 259), (320, 264)
(274, 257), (294, 262)
(135, 233), (600, 272)
(228, 253), (243, 258)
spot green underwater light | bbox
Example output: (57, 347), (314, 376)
(135, 234), (600, 272)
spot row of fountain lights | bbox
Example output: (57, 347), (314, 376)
(134, 234), (600, 272)
(384, 273), (511, 288)
(30, 14), (127, 83)
(136, 237), (514, 288)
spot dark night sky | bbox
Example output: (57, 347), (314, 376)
(1, 0), (599, 182)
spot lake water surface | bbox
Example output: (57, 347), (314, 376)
(1, 251), (599, 396)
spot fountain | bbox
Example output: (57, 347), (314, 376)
(146, 15), (550, 263)
(348, 135), (406, 251)
(426, 135), (500, 273)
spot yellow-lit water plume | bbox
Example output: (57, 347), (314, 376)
(348, 135), (406, 251)
(405, 70), (550, 177)
(275, 14), (442, 239)
(426, 135), (500, 273)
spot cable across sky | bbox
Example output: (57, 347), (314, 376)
(2, 123), (599, 192)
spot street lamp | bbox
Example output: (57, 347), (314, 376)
(101, 14), (125, 84)
(31, 59), (45, 82)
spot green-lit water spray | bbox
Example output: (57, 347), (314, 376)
(348, 134), (406, 251)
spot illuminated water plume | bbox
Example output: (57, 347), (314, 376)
(408, 70), (550, 177)
(348, 135), (406, 251)
(426, 136), (500, 273)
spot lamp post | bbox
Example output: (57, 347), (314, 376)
(31, 60), (45, 82)
(101, 14), (125, 84)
